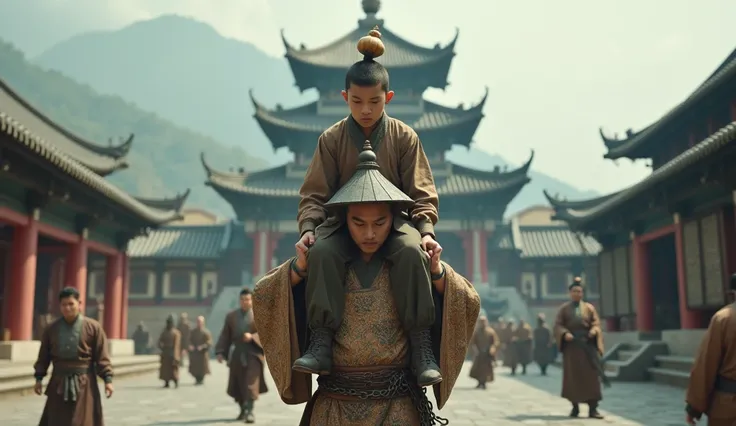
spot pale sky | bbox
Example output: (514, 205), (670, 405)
(4, 0), (735, 196)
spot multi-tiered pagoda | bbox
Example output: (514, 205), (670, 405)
(202, 0), (533, 282)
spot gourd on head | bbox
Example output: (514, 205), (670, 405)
(357, 25), (385, 60)
(344, 26), (389, 91)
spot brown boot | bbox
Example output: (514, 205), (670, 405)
(292, 328), (334, 375)
(588, 402), (604, 419)
(409, 329), (442, 387)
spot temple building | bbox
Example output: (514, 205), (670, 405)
(119, 210), (251, 332)
(546, 46), (736, 333)
(0, 77), (186, 359)
(201, 0), (534, 284)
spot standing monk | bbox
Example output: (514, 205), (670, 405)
(177, 313), (191, 367)
(132, 321), (151, 355)
(685, 274), (736, 426)
(469, 316), (499, 389)
(501, 320), (517, 373)
(513, 319), (533, 375)
(158, 314), (181, 388)
(188, 316), (213, 385)
(253, 143), (480, 425)
(34, 287), (114, 426)
(533, 313), (554, 375)
(215, 288), (267, 423)
(292, 26), (442, 388)
(554, 277), (604, 419)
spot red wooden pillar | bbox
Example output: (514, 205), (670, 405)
(459, 232), (473, 279)
(64, 241), (88, 312)
(605, 318), (618, 332)
(673, 218), (702, 328)
(631, 236), (654, 331)
(8, 221), (39, 340)
(119, 255), (129, 338)
(103, 253), (123, 339)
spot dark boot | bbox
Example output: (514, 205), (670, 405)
(173, 379), (178, 389)
(409, 329), (442, 387)
(292, 328), (333, 375)
(236, 404), (245, 421)
(510, 367), (516, 376)
(480, 382), (486, 389)
(522, 365), (527, 375)
(588, 402), (603, 419)
(163, 381), (169, 388)
(540, 365), (547, 375)
(244, 400), (255, 424)
(569, 403), (580, 417)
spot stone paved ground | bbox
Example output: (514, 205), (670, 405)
(0, 362), (693, 425)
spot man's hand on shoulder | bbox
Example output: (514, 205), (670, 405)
(421, 235), (442, 258)
(296, 232), (315, 254)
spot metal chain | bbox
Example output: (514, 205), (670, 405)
(317, 369), (449, 425)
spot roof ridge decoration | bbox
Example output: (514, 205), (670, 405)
(0, 110), (183, 225)
(548, 121), (736, 225)
(0, 77), (132, 175)
(134, 189), (191, 213)
(598, 46), (736, 160)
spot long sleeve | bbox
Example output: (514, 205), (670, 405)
(33, 325), (52, 382)
(587, 304), (604, 355)
(400, 131), (439, 236)
(297, 133), (340, 235)
(202, 330), (213, 351)
(253, 260), (312, 404)
(432, 262), (480, 408)
(553, 303), (571, 350)
(685, 315), (724, 416)
(215, 315), (232, 357)
(93, 322), (113, 383)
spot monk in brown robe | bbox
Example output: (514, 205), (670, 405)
(554, 277), (604, 419)
(216, 288), (267, 423)
(293, 27), (442, 388)
(685, 274), (736, 425)
(469, 316), (499, 389)
(132, 321), (151, 355)
(501, 320), (517, 371)
(254, 143), (480, 425)
(512, 319), (533, 375)
(34, 287), (114, 426)
(177, 313), (191, 367)
(158, 314), (181, 388)
(533, 313), (554, 375)
(188, 316), (212, 385)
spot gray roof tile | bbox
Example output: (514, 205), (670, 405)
(128, 224), (231, 259)
(517, 226), (601, 258)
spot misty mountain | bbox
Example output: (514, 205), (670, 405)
(31, 14), (598, 214)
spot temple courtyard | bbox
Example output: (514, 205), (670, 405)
(0, 362), (688, 425)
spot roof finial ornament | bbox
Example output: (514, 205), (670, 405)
(357, 140), (378, 168)
(362, 0), (381, 15)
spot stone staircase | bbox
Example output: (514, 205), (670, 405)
(603, 341), (669, 382)
(0, 355), (159, 399)
(647, 355), (692, 388)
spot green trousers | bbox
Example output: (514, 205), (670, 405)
(305, 217), (436, 331)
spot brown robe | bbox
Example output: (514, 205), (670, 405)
(686, 303), (736, 425)
(177, 321), (191, 354)
(298, 115), (438, 237)
(215, 309), (268, 404)
(158, 327), (181, 381)
(132, 327), (150, 355)
(469, 325), (499, 384)
(533, 324), (555, 366)
(511, 323), (533, 367)
(188, 327), (213, 379)
(554, 301), (604, 403)
(34, 316), (112, 426)
(252, 260), (480, 425)
(501, 324), (516, 366)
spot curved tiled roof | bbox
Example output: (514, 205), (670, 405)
(250, 88), (487, 140)
(0, 77), (132, 175)
(516, 226), (601, 258)
(0, 110), (185, 225)
(546, 121), (736, 226)
(201, 150), (533, 198)
(599, 46), (736, 159)
(128, 223), (232, 259)
(282, 24), (457, 69)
